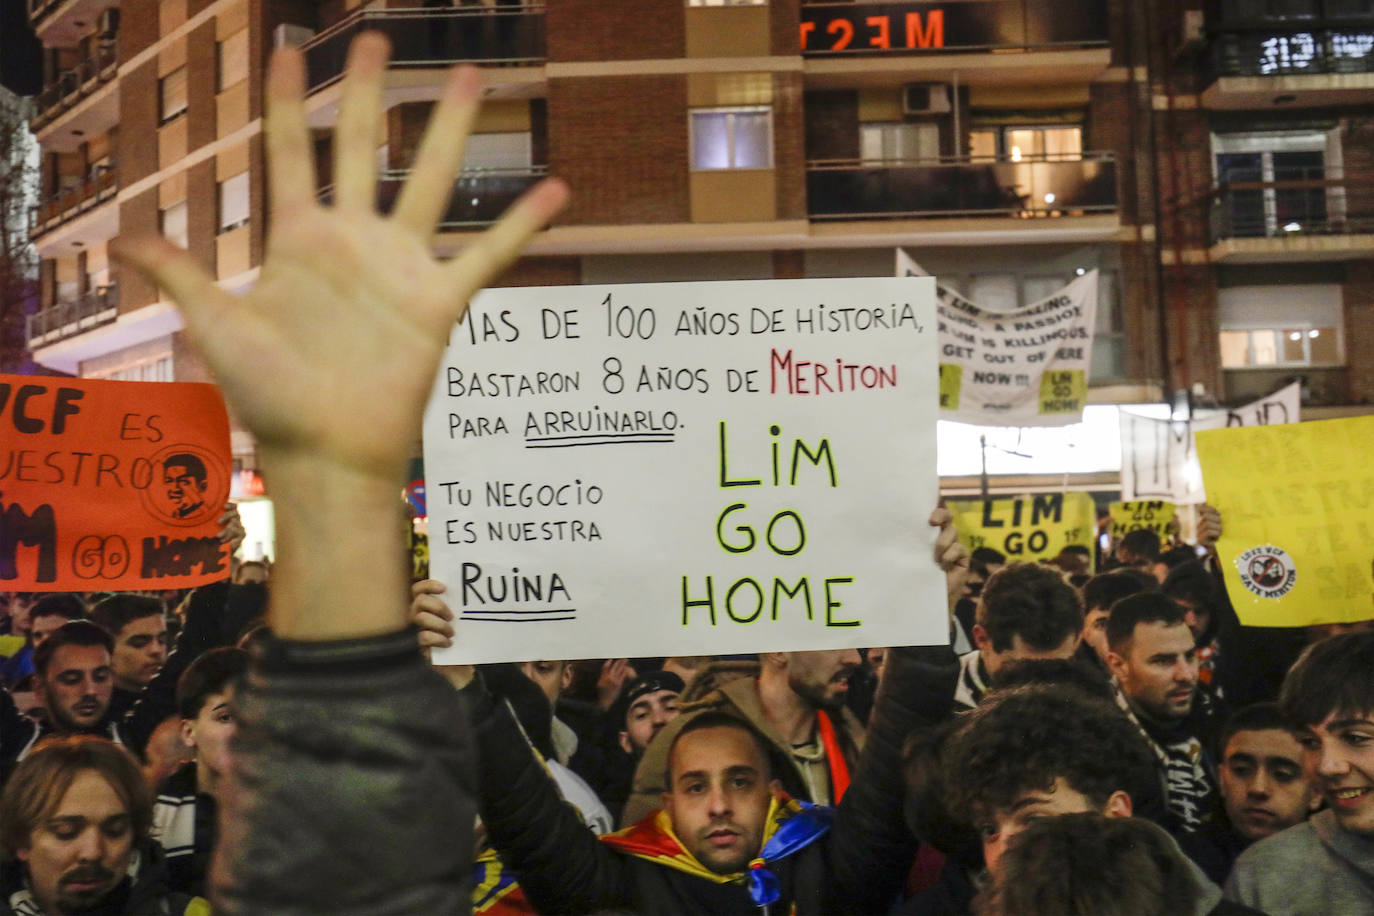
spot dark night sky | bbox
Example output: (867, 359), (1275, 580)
(1, 0), (44, 96)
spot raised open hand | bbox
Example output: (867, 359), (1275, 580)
(113, 33), (568, 486)
(112, 33), (567, 640)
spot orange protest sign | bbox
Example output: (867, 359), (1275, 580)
(0, 375), (232, 591)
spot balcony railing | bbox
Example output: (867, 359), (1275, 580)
(26, 283), (119, 346)
(32, 42), (118, 128)
(318, 166), (549, 228)
(806, 153), (1116, 221)
(1210, 168), (1374, 240)
(28, 0), (64, 25)
(1208, 0), (1374, 28)
(301, 6), (546, 92)
(30, 163), (118, 237)
(1207, 28), (1374, 78)
(800, 0), (1109, 56)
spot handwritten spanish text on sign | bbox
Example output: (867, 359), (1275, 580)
(948, 492), (1096, 564)
(421, 279), (943, 664)
(0, 375), (232, 590)
(1195, 416), (1374, 627)
(1108, 501), (1177, 540)
(1119, 382), (1300, 503)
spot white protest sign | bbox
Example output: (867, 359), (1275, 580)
(936, 272), (1098, 427)
(896, 253), (1099, 427)
(1119, 382), (1300, 503)
(422, 278), (944, 664)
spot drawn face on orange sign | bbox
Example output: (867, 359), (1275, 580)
(140, 444), (227, 527)
(163, 454), (209, 519)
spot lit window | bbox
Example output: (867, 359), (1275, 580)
(1217, 284), (1344, 368)
(688, 0), (766, 6)
(217, 29), (249, 92)
(690, 107), (772, 170)
(160, 67), (188, 124)
(161, 200), (188, 249)
(218, 172), (250, 233)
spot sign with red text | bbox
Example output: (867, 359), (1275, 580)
(799, 1), (1109, 55)
(422, 279), (942, 664)
(0, 375), (232, 590)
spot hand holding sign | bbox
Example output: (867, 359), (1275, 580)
(113, 34), (568, 639)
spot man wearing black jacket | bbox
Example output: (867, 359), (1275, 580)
(408, 509), (966, 915)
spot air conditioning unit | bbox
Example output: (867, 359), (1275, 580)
(273, 23), (315, 49)
(97, 7), (119, 37)
(903, 84), (951, 116)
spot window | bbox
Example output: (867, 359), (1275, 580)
(1217, 284), (1344, 368)
(161, 200), (188, 249)
(91, 355), (174, 382)
(968, 126), (1082, 161)
(217, 29), (248, 92)
(1213, 131), (1341, 237)
(218, 172), (250, 233)
(462, 132), (533, 171)
(160, 67), (187, 124)
(860, 123), (940, 162)
(688, 0), (766, 5)
(690, 107), (772, 170)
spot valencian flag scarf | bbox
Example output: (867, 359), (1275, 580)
(601, 795), (834, 908)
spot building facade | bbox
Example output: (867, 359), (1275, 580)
(21, 0), (1374, 480)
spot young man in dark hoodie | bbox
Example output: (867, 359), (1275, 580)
(152, 648), (248, 897)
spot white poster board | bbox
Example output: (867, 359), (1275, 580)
(422, 278), (944, 664)
(1119, 382), (1301, 503)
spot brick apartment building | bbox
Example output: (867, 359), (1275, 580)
(20, 0), (1374, 478)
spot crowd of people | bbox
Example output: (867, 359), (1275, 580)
(0, 32), (1367, 915)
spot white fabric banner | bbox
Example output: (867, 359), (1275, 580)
(1119, 382), (1301, 503)
(421, 278), (946, 664)
(896, 250), (1098, 427)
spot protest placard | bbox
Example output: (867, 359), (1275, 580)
(1108, 500), (1177, 540)
(0, 375), (232, 590)
(1120, 382), (1299, 503)
(897, 252), (1098, 427)
(421, 278), (943, 664)
(1195, 415), (1374, 627)
(948, 492), (1096, 564)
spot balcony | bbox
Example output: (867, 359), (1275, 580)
(800, 0), (1109, 55)
(26, 283), (118, 348)
(1209, 167), (1374, 262)
(29, 0), (114, 46)
(321, 166), (548, 229)
(30, 163), (118, 239)
(806, 153), (1116, 221)
(33, 42), (119, 147)
(301, 6), (546, 93)
(1201, 24), (1374, 108)
(801, 0), (1111, 89)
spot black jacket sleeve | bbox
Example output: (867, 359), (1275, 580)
(465, 673), (632, 914)
(827, 644), (962, 915)
(210, 628), (475, 915)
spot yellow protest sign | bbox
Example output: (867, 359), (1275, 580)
(1038, 369), (1086, 416)
(1108, 501), (1177, 539)
(949, 492), (1096, 563)
(1195, 416), (1374, 627)
(939, 363), (962, 410)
